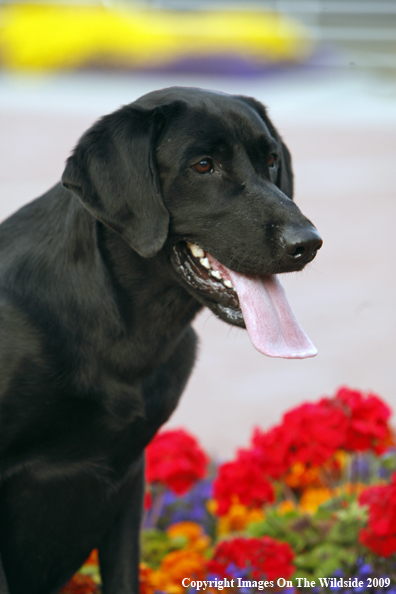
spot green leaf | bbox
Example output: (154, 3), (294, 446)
(141, 529), (180, 569)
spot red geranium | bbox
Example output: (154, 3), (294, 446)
(335, 386), (393, 454)
(208, 536), (295, 581)
(282, 399), (348, 467)
(144, 490), (152, 511)
(359, 471), (396, 557)
(145, 429), (208, 496)
(212, 449), (275, 515)
(252, 399), (348, 477)
(251, 424), (292, 479)
(251, 387), (393, 482)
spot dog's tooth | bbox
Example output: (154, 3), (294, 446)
(211, 270), (222, 280)
(224, 280), (234, 289)
(187, 242), (204, 259)
(200, 257), (211, 269)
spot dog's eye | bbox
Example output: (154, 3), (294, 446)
(192, 159), (213, 174)
(268, 154), (277, 168)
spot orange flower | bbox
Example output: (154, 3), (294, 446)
(60, 574), (98, 594)
(166, 521), (211, 552)
(139, 563), (156, 594)
(150, 549), (206, 594)
(284, 462), (321, 490)
(277, 500), (297, 516)
(284, 451), (345, 491)
(299, 487), (333, 514)
(84, 550), (99, 567)
(334, 482), (366, 498)
(214, 498), (265, 535)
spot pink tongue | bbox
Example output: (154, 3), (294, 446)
(206, 254), (317, 359)
(228, 270), (317, 359)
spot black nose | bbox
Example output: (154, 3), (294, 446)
(282, 227), (323, 262)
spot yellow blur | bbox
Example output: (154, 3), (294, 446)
(0, 3), (314, 71)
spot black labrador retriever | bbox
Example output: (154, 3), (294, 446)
(0, 87), (322, 594)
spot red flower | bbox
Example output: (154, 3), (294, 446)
(251, 424), (292, 479)
(335, 386), (393, 454)
(213, 449), (275, 515)
(258, 537), (295, 582)
(359, 472), (396, 557)
(359, 528), (396, 558)
(252, 399), (348, 477)
(283, 399), (348, 467)
(144, 490), (152, 511)
(145, 429), (208, 496)
(208, 536), (295, 581)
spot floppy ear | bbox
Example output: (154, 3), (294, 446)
(62, 104), (171, 258)
(235, 96), (294, 199)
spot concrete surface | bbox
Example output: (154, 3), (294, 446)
(1, 68), (396, 460)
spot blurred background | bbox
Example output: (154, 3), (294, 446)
(1, 0), (396, 459)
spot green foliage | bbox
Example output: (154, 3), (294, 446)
(248, 494), (368, 581)
(140, 529), (187, 569)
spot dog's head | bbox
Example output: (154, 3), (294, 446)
(62, 87), (322, 359)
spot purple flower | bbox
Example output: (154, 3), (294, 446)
(145, 479), (214, 532)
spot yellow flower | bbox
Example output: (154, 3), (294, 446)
(299, 487), (333, 514)
(207, 498), (218, 515)
(149, 550), (206, 594)
(166, 521), (211, 553)
(298, 481), (366, 515)
(333, 449), (348, 470)
(0, 4), (313, 72)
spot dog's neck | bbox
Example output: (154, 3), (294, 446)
(94, 219), (202, 367)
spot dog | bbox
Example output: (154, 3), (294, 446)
(0, 87), (322, 594)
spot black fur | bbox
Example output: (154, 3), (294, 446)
(0, 87), (321, 594)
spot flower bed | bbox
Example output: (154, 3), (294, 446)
(63, 387), (396, 593)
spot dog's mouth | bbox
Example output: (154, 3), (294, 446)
(171, 241), (317, 359)
(171, 241), (242, 317)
